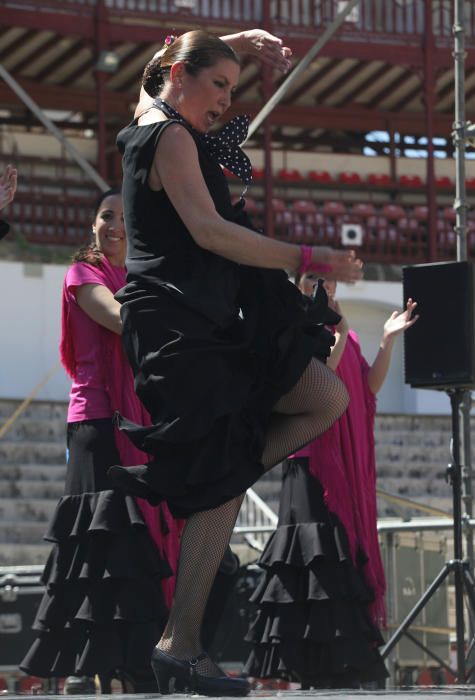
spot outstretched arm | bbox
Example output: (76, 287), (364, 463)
(153, 124), (363, 280)
(367, 298), (418, 394)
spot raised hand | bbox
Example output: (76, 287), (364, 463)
(0, 164), (17, 212)
(308, 247), (363, 284)
(383, 298), (419, 340)
(239, 29), (292, 73)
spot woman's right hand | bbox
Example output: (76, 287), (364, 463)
(309, 247), (363, 283)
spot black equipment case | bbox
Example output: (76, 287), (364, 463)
(0, 565), (44, 669)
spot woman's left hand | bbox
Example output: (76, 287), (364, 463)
(239, 29), (292, 73)
(383, 298), (419, 340)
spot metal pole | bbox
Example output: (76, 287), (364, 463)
(244, 0), (361, 143)
(449, 390), (466, 681)
(423, 0), (438, 261)
(453, 0), (474, 598)
(0, 64), (109, 192)
(453, 0), (468, 261)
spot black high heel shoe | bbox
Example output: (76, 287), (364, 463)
(151, 648), (250, 696)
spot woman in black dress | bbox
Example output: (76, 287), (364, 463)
(109, 30), (363, 696)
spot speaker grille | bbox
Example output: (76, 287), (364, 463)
(403, 261), (475, 389)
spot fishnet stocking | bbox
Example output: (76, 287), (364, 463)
(262, 357), (349, 469)
(157, 359), (348, 677)
(158, 494), (244, 676)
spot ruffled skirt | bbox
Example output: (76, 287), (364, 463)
(20, 420), (172, 679)
(20, 491), (171, 678)
(116, 270), (336, 518)
(244, 459), (388, 688)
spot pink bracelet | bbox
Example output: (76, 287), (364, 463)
(299, 245), (313, 275)
(299, 245), (333, 276)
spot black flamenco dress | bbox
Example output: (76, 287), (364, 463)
(20, 261), (173, 682)
(19, 438), (172, 680)
(244, 459), (388, 688)
(114, 111), (335, 518)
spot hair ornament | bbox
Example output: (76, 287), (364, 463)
(164, 35), (177, 47)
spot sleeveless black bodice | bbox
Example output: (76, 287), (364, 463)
(115, 117), (334, 517)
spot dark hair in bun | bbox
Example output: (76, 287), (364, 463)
(142, 29), (239, 98)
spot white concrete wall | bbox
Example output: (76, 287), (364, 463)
(0, 260), (452, 414)
(0, 260), (70, 402)
(333, 281), (451, 415)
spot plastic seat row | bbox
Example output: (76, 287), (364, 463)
(242, 197), (462, 223)
(225, 168), (468, 190)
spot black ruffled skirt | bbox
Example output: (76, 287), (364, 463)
(20, 420), (171, 679)
(244, 459), (388, 688)
(116, 270), (337, 518)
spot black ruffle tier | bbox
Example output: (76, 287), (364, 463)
(244, 462), (388, 688)
(20, 490), (171, 678)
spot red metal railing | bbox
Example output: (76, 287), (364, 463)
(7, 191), (471, 265)
(10, 193), (95, 247)
(3, 0), (475, 40)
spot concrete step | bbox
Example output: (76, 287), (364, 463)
(374, 429), (450, 449)
(0, 521), (49, 544)
(0, 498), (56, 523)
(0, 400), (67, 421)
(0, 441), (66, 465)
(376, 475), (450, 498)
(0, 464), (66, 482)
(375, 415), (452, 433)
(0, 542), (51, 566)
(0, 416), (66, 442)
(0, 479), (64, 499)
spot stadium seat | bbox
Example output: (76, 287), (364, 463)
(278, 168), (304, 182)
(436, 175), (452, 189)
(272, 198), (287, 212)
(307, 170), (333, 184)
(443, 206), (456, 222)
(367, 173), (393, 187)
(466, 177), (475, 190)
(382, 203), (406, 220)
(399, 174), (424, 188)
(413, 205), (428, 221)
(291, 199), (317, 213)
(338, 171), (363, 186)
(322, 200), (346, 216)
(252, 167), (265, 180)
(350, 202), (376, 219)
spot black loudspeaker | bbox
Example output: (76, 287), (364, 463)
(403, 260), (475, 389)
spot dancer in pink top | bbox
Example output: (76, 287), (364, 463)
(245, 276), (417, 689)
(21, 189), (180, 693)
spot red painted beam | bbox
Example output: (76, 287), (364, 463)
(0, 77), (134, 114)
(1, 7), (93, 39)
(0, 78), (462, 137)
(228, 102), (455, 136)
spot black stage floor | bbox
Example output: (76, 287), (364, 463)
(5, 689), (475, 699)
